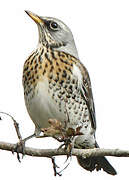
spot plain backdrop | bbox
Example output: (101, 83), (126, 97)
(0, 0), (129, 179)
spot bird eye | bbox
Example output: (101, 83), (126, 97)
(49, 21), (58, 30)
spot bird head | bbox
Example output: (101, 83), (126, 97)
(25, 10), (79, 58)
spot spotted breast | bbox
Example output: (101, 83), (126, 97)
(23, 45), (91, 138)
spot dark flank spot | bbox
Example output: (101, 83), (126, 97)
(69, 106), (71, 110)
(36, 75), (39, 79)
(83, 102), (85, 105)
(51, 51), (57, 60)
(58, 68), (61, 72)
(38, 56), (42, 63)
(56, 72), (59, 76)
(54, 76), (59, 83)
(72, 101), (74, 105)
(62, 70), (67, 78)
(45, 53), (52, 65)
(53, 82), (56, 86)
(35, 70), (37, 74)
(33, 79), (35, 83)
(60, 58), (64, 63)
(34, 59), (37, 64)
(65, 53), (69, 58)
(64, 66), (68, 70)
(27, 61), (30, 65)
(30, 57), (35, 65)
(24, 59), (28, 65)
(70, 63), (73, 67)
(72, 94), (76, 99)
(80, 101), (82, 104)
(60, 80), (64, 85)
(31, 74), (34, 79)
(27, 71), (30, 76)
(85, 125), (88, 129)
(46, 43), (50, 49)
(68, 67), (72, 74)
(74, 111), (78, 114)
(67, 75), (71, 81)
(63, 84), (67, 88)
(49, 84), (52, 89)
(48, 80), (51, 84)
(43, 69), (46, 75)
(66, 80), (70, 84)
(45, 63), (48, 68)
(69, 85), (72, 90)
(54, 79), (58, 83)
(35, 64), (38, 69)
(41, 48), (44, 56)
(30, 67), (33, 71)
(26, 81), (29, 85)
(24, 66), (28, 72)
(61, 91), (65, 95)
(72, 79), (75, 84)
(56, 61), (59, 66)
(28, 77), (31, 81)
(75, 85), (78, 90)
(50, 65), (54, 72)
(60, 58), (68, 64)
(49, 74), (53, 79)
(66, 94), (70, 98)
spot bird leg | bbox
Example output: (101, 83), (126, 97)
(12, 133), (36, 162)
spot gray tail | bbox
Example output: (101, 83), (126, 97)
(77, 143), (117, 175)
(77, 156), (117, 175)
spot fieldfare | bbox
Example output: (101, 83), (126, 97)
(23, 10), (117, 175)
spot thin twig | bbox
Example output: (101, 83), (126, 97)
(0, 112), (22, 140)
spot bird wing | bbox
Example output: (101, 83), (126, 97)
(77, 62), (96, 130)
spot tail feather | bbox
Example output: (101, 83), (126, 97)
(76, 142), (117, 175)
(77, 156), (117, 175)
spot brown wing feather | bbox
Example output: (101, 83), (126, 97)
(77, 62), (96, 130)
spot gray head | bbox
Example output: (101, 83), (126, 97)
(25, 10), (79, 59)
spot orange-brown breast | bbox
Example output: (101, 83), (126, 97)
(23, 46), (79, 97)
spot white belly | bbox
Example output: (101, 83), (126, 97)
(25, 80), (66, 132)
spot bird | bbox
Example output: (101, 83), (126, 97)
(23, 10), (117, 175)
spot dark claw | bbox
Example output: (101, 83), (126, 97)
(12, 140), (25, 162)
(51, 157), (62, 176)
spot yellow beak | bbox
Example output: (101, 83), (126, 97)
(25, 10), (43, 24)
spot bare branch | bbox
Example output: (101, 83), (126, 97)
(0, 141), (129, 158)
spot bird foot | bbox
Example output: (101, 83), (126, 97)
(51, 157), (62, 176)
(12, 139), (25, 162)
